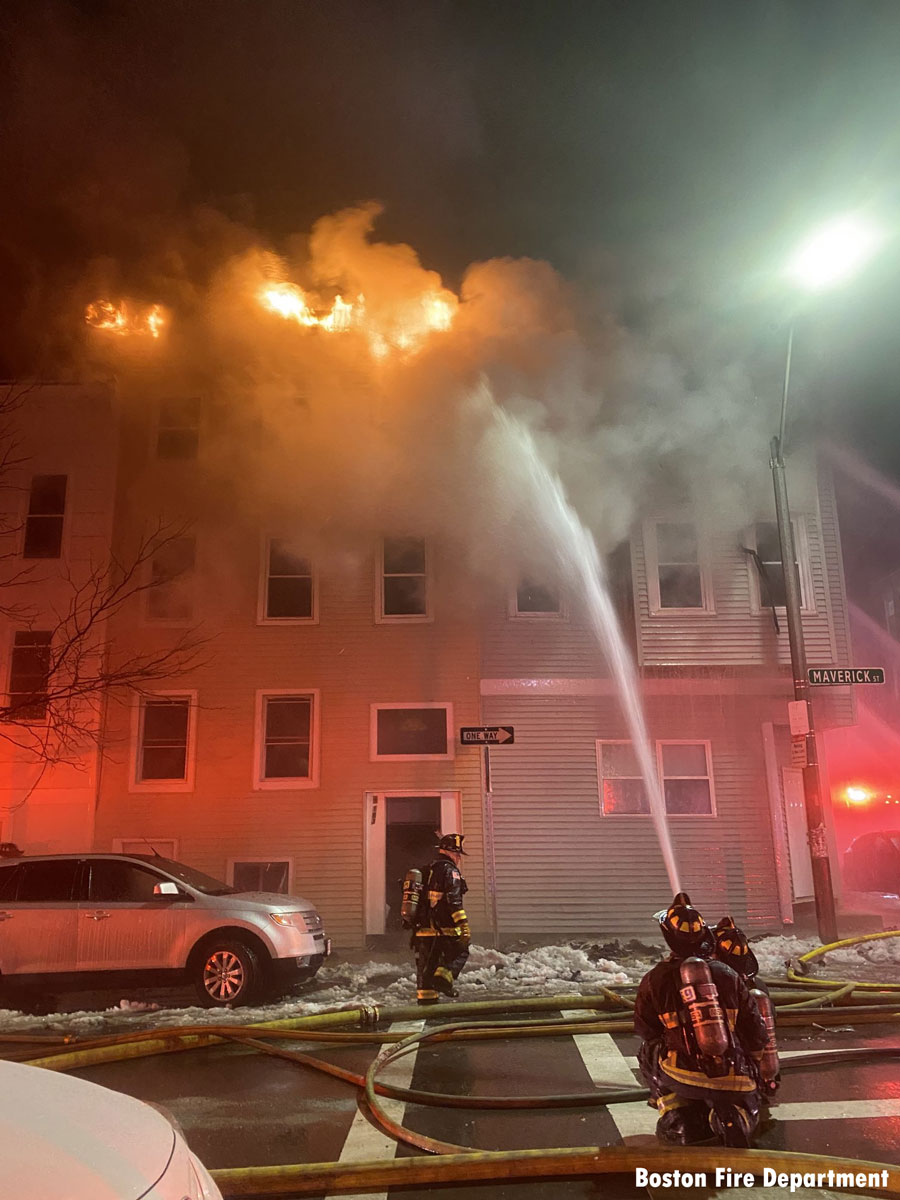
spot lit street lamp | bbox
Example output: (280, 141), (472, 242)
(773, 214), (881, 944)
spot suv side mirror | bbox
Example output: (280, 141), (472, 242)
(153, 881), (181, 897)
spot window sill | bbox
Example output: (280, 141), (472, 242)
(253, 778), (319, 790)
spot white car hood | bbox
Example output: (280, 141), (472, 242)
(1, 1059), (175, 1199)
(221, 890), (313, 910)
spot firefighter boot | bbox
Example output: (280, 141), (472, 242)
(433, 965), (459, 997)
(709, 1101), (754, 1148)
(655, 1098), (712, 1145)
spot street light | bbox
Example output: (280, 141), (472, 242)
(773, 214), (881, 944)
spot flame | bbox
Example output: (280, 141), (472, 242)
(85, 300), (165, 339)
(258, 281), (455, 356)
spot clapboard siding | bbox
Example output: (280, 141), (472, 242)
(482, 694), (782, 936)
(94, 520), (485, 950)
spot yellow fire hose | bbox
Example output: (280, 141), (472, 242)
(788, 929), (900, 989)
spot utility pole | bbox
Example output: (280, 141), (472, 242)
(770, 325), (838, 944)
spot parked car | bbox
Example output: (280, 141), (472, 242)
(843, 830), (900, 895)
(1, 1058), (222, 1199)
(0, 853), (330, 1007)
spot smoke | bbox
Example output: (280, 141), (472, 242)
(0, 2), (782, 588)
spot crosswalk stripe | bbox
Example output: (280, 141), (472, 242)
(561, 1009), (658, 1142)
(328, 1019), (425, 1200)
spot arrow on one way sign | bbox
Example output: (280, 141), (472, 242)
(460, 726), (515, 745)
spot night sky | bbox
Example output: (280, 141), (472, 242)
(2, 0), (900, 473)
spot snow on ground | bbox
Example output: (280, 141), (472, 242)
(2, 934), (899, 1039)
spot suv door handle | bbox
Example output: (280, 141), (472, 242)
(84, 910), (111, 921)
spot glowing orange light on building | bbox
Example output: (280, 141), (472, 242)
(258, 281), (456, 356)
(85, 300), (165, 339)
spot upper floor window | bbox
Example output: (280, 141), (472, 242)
(157, 398), (200, 460)
(379, 537), (429, 621)
(5, 631), (52, 722)
(147, 536), (196, 621)
(597, 739), (715, 816)
(371, 703), (453, 760)
(646, 521), (712, 613)
(261, 539), (315, 622)
(512, 578), (562, 617)
(135, 695), (194, 787)
(256, 691), (319, 788)
(23, 475), (67, 559)
(748, 519), (813, 613)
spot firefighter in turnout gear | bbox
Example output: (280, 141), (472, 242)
(635, 893), (769, 1148)
(410, 833), (470, 1005)
(714, 915), (781, 1097)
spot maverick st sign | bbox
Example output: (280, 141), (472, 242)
(460, 726), (515, 745)
(808, 668), (885, 686)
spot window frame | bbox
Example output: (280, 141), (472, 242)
(596, 738), (716, 818)
(376, 537), (433, 624)
(370, 702), (454, 762)
(656, 739), (716, 818)
(155, 397), (202, 461)
(21, 473), (68, 561)
(144, 534), (198, 625)
(4, 630), (53, 724)
(257, 536), (319, 625)
(643, 519), (715, 616)
(253, 688), (321, 790)
(747, 517), (815, 616)
(112, 838), (180, 860)
(130, 691), (197, 793)
(508, 578), (567, 620)
(227, 857), (294, 894)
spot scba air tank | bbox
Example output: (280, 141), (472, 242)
(679, 956), (730, 1061)
(400, 867), (424, 929)
(750, 988), (780, 1087)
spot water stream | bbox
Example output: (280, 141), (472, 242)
(498, 412), (681, 894)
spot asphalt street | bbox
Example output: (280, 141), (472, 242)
(66, 1008), (900, 1200)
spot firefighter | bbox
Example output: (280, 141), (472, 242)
(714, 915), (781, 1097)
(411, 833), (470, 1005)
(635, 892), (769, 1147)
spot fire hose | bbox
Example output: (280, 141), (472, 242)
(4, 928), (900, 1195)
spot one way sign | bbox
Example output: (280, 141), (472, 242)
(460, 726), (515, 745)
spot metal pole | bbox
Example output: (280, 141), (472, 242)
(482, 745), (500, 948)
(770, 325), (838, 944)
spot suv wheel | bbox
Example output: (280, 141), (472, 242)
(193, 940), (262, 1007)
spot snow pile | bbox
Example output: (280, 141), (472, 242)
(461, 943), (633, 992)
(749, 935), (818, 977)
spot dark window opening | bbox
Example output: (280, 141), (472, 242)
(376, 707), (448, 756)
(516, 579), (560, 614)
(266, 540), (313, 619)
(157, 398), (201, 460)
(148, 536), (196, 620)
(233, 860), (290, 893)
(263, 696), (312, 779)
(382, 537), (427, 616)
(656, 522), (703, 609)
(139, 698), (190, 781)
(6, 631), (52, 721)
(23, 475), (67, 558)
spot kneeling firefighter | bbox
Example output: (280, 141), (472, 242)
(635, 892), (769, 1147)
(401, 833), (470, 1005)
(713, 915), (780, 1097)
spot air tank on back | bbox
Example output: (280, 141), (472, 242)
(679, 956), (730, 1060)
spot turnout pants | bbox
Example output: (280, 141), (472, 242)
(414, 932), (470, 1002)
(638, 1039), (761, 1146)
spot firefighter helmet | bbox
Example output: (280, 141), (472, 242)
(435, 833), (467, 855)
(654, 891), (714, 958)
(713, 916), (759, 979)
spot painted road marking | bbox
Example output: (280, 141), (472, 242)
(328, 1018), (424, 1200)
(561, 1010), (658, 1143)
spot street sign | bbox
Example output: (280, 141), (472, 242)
(790, 736), (808, 768)
(808, 668), (885, 686)
(460, 726), (515, 745)
(788, 700), (810, 737)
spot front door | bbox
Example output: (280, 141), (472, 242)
(76, 858), (187, 972)
(365, 791), (461, 936)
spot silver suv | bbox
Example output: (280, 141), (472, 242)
(0, 853), (331, 1008)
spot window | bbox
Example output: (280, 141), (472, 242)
(257, 692), (318, 786)
(380, 537), (429, 619)
(232, 860), (290, 894)
(86, 859), (165, 902)
(262, 539), (315, 621)
(156, 398), (201, 460)
(16, 859), (79, 902)
(597, 741), (648, 815)
(23, 475), (67, 558)
(597, 740), (715, 817)
(750, 520), (812, 612)
(5, 631), (52, 721)
(645, 521), (712, 613)
(114, 838), (178, 859)
(659, 742), (714, 815)
(0, 864), (21, 901)
(147, 536), (196, 620)
(513, 578), (562, 616)
(372, 704), (452, 760)
(136, 697), (192, 784)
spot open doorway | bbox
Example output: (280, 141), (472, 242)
(365, 790), (461, 942)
